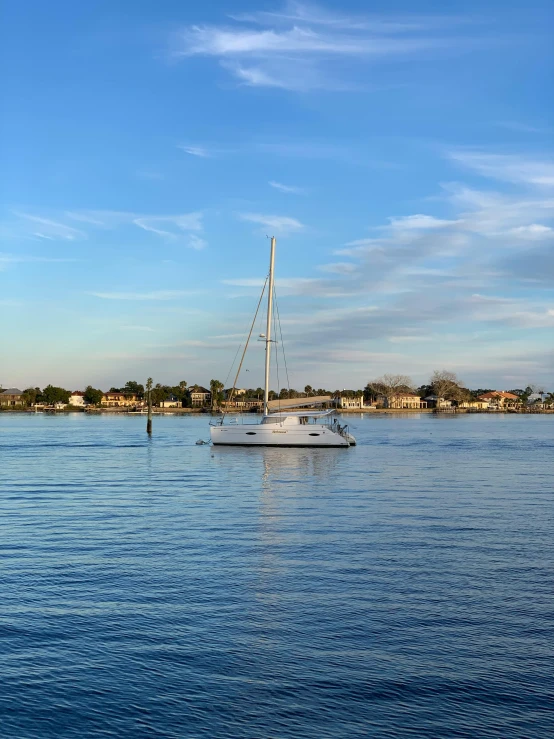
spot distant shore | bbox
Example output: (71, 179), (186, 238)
(3, 407), (553, 416)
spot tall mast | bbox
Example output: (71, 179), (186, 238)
(263, 236), (276, 415)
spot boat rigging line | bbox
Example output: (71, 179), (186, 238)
(274, 285), (291, 396)
(220, 275), (269, 423)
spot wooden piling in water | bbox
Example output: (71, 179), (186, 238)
(146, 377), (153, 434)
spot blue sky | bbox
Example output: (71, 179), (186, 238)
(1, 0), (553, 391)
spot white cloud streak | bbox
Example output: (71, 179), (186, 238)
(88, 290), (192, 301)
(177, 144), (212, 158)
(0, 253), (78, 270)
(269, 180), (305, 193)
(171, 2), (471, 91)
(238, 212), (305, 233)
(387, 214), (460, 230)
(5, 210), (206, 245)
(188, 234), (208, 250)
(13, 212), (84, 241)
(448, 151), (554, 187)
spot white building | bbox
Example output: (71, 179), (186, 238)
(334, 396), (366, 410)
(69, 391), (87, 407)
(190, 387), (211, 407)
(160, 394), (181, 408)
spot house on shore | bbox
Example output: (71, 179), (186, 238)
(458, 400), (489, 409)
(101, 392), (140, 408)
(526, 393), (546, 407)
(160, 394), (181, 408)
(190, 386), (211, 407)
(382, 393), (427, 409)
(0, 388), (24, 407)
(224, 388), (247, 398)
(69, 391), (87, 407)
(477, 391), (519, 409)
(334, 395), (367, 410)
(424, 395), (451, 409)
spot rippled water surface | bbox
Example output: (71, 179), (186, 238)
(1, 412), (553, 738)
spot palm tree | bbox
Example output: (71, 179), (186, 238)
(210, 379), (224, 411)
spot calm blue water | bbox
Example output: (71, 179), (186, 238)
(1, 412), (553, 738)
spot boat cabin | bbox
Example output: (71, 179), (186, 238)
(261, 410), (337, 426)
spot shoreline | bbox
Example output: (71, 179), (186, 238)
(3, 407), (553, 416)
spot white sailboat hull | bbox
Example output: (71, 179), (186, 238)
(210, 423), (350, 447)
(209, 235), (356, 450)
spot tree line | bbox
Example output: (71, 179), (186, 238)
(363, 370), (552, 405)
(9, 372), (552, 409)
(16, 380), (192, 408)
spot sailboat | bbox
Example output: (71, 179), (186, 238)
(210, 237), (356, 447)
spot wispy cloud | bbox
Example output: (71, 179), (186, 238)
(177, 144), (212, 158)
(130, 212), (204, 237)
(509, 224), (553, 239)
(187, 234), (208, 250)
(269, 180), (305, 194)
(318, 261), (357, 274)
(65, 211), (106, 225)
(13, 212), (85, 241)
(0, 252), (78, 270)
(171, 2), (472, 91)
(221, 278), (266, 288)
(88, 290), (192, 301)
(222, 275), (348, 297)
(230, 2), (471, 33)
(448, 150), (554, 187)
(494, 121), (550, 134)
(238, 212), (305, 233)
(387, 214), (460, 230)
(273, 147), (552, 372)
(177, 20), (450, 57)
(133, 218), (175, 238)
(119, 325), (156, 332)
(172, 138), (393, 166)
(6, 210), (206, 245)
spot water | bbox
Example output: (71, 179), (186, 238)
(1, 413), (553, 738)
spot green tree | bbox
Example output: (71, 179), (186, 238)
(124, 380), (145, 398)
(169, 381), (189, 406)
(151, 383), (172, 406)
(22, 387), (41, 406)
(210, 379), (224, 410)
(42, 385), (71, 406)
(83, 386), (104, 406)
